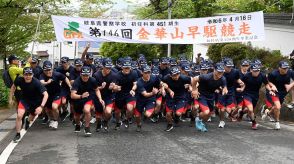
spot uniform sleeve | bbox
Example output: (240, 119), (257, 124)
(93, 73), (101, 86)
(39, 74), (45, 81)
(290, 70), (294, 80)
(57, 72), (66, 81)
(234, 69), (240, 80)
(267, 72), (274, 83)
(69, 70), (76, 81)
(133, 71), (139, 82)
(92, 78), (99, 90)
(221, 76), (227, 87)
(182, 75), (192, 84)
(262, 73), (269, 85)
(35, 79), (47, 94)
(13, 76), (21, 87)
(136, 80), (146, 94)
(71, 80), (80, 91)
(154, 76), (161, 88)
(111, 72), (118, 84)
(162, 75), (169, 83)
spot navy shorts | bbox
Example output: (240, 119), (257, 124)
(165, 98), (187, 114)
(18, 100), (40, 115)
(198, 95), (215, 113)
(115, 94), (136, 110)
(217, 94), (236, 109)
(73, 97), (94, 114)
(135, 100), (156, 116)
(243, 94), (258, 109)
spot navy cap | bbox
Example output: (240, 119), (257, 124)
(170, 66), (180, 75)
(31, 57), (38, 63)
(152, 68), (160, 76)
(102, 58), (113, 68)
(279, 61), (290, 69)
(131, 61), (139, 69)
(122, 59), (132, 68)
(8, 54), (19, 63)
(161, 57), (170, 64)
(251, 64), (261, 71)
(252, 59), (262, 65)
(60, 56), (69, 63)
(23, 67), (33, 74)
(74, 58), (83, 66)
(200, 63), (209, 70)
(124, 56), (132, 61)
(241, 59), (250, 66)
(81, 66), (91, 75)
(43, 60), (53, 70)
(214, 63), (225, 72)
(86, 53), (94, 59)
(181, 64), (191, 72)
(224, 59), (234, 67)
(142, 65), (151, 73)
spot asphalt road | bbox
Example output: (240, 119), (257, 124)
(5, 118), (294, 164)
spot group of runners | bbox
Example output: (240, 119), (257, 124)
(7, 45), (294, 142)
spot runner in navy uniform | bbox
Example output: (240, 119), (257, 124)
(93, 58), (118, 132)
(30, 57), (43, 79)
(162, 66), (197, 131)
(262, 61), (294, 130)
(217, 59), (244, 128)
(56, 56), (75, 121)
(9, 67), (48, 142)
(235, 59), (250, 117)
(159, 57), (170, 78)
(193, 63), (228, 132)
(114, 59), (139, 130)
(71, 66), (104, 136)
(40, 61), (72, 129)
(239, 63), (272, 130)
(134, 65), (161, 132)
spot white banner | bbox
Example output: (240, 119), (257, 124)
(52, 11), (265, 44)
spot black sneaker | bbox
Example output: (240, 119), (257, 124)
(150, 114), (159, 123)
(84, 127), (92, 136)
(114, 122), (121, 130)
(124, 119), (129, 129)
(42, 115), (48, 125)
(165, 124), (174, 132)
(13, 133), (21, 143)
(174, 115), (180, 125)
(74, 124), (81, 133)
(102, 120), (108, 132)
(128, 118), (133, 124)
(136, 125), (142, 132)
(96, 122), (102, 132)
(24, 117), (30, 130)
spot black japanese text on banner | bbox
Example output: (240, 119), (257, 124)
(51, 11), (265, 44)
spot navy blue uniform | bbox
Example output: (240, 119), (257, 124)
(56, 65), (74, 98)
(40, 72), (66, 109)
(159, 67), (170, 78)
(14, 77), (46, 115)
(235, 69), (247, 107)
(198, 73), (227, 112)
(266, 69), (294, 107)
(32, 66), (43, 79)
(162, 74), (191, 113)
(242, 72), (268, 108)
(115, 70), (139, 110)
(69, 69), (81, 81)
(93, 70), (118, 108)
(71, 77), (100, 114)
(218, 69), (240, 108)
(135, 75), (161, 115)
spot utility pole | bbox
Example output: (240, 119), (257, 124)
(31, 2), (43, 57)
(167, 0), (172, 57)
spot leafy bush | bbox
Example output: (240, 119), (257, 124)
(207, 43), (287, 69)
(0, 70), (9, 107)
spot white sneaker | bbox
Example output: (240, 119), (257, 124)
(260, 105), (266, 116)
(49, 120), (54, 128)
(90, 117), (96, 124)
(274, 122), (280, 130)
(207, 117), (212, 122)
(286, 102), (294, 109)
(52, 121), (58, 129)
(218, 121), (225, 128)
(269, 116), (275, 122)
